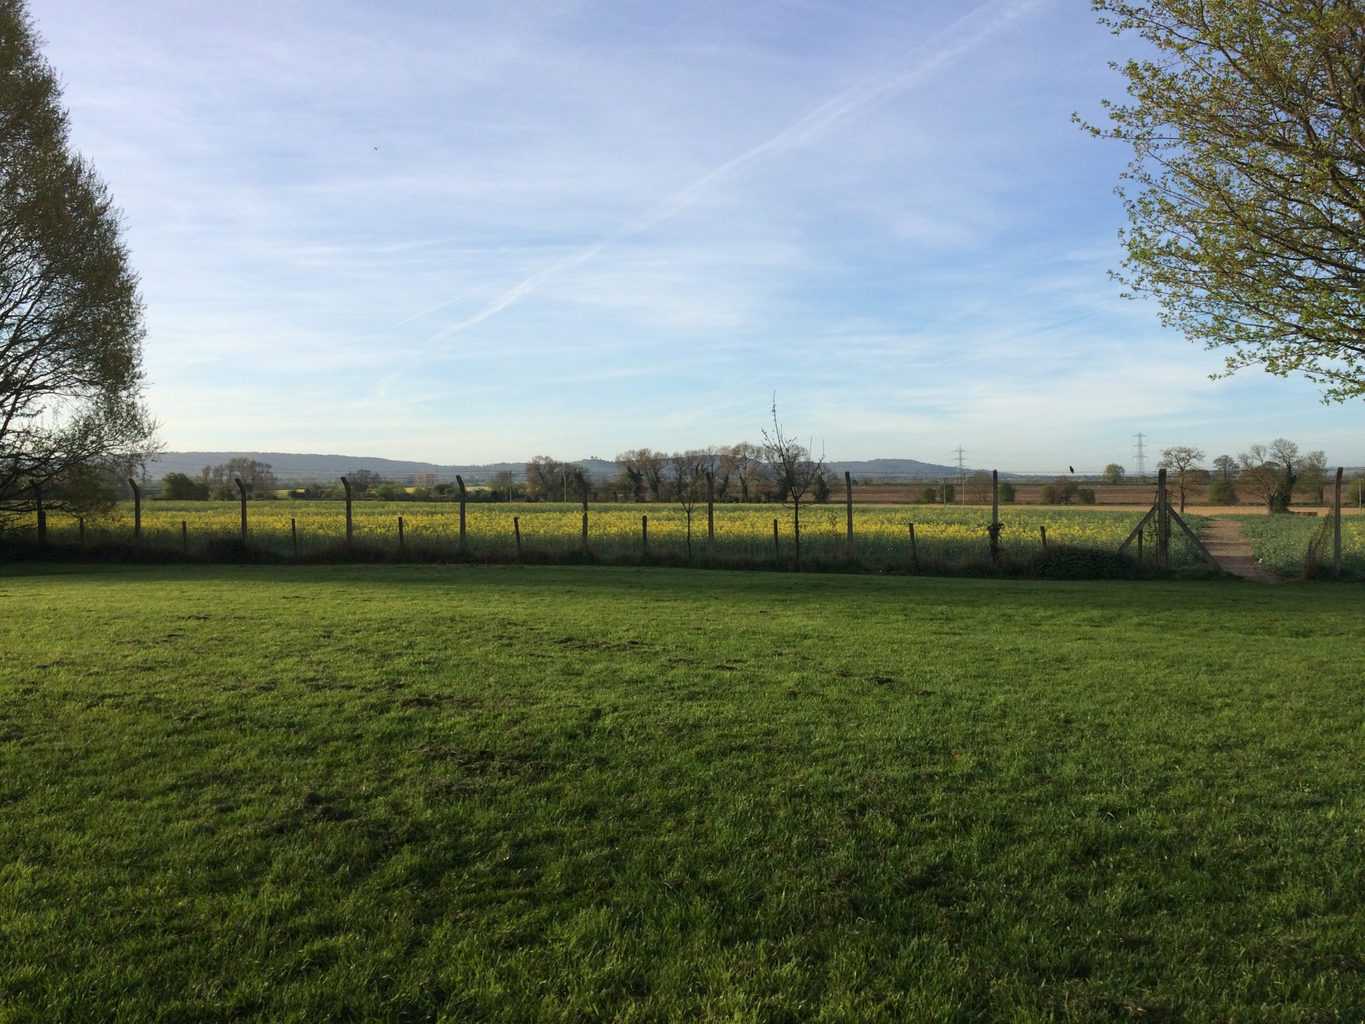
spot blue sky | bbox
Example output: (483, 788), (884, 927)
(31, 0), (1365, 471)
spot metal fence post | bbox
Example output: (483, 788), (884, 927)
(1333, 466), (1343, 577)
(456, 474), (467, 549)
(340, 477), (353, 547)
(234, 477), (248, 542)
(128, 478), (142, 540)
(33, 485), (45, 546)
(845, 471), (854, 558)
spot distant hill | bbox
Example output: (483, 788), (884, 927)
(146, 452), (613, 485)
(146, 452), (1008, 485)
(826, 458), (1021, 481)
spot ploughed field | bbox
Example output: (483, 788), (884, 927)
(1, 563), (1361, 1022)
(12, 499), (1213, 571)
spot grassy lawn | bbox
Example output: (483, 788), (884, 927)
(0, 564), (1361, 1022)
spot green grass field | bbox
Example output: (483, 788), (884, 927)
(1237, 514), (1365, 578)
(1, 564), (1362, 1022)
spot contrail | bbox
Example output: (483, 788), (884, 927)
(418, 0), (1045, 341)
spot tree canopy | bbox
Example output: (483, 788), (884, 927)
(1, 0), (154, 513)
(1087, 0), (1365, 402)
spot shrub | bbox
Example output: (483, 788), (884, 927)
(1208, 479), (1238, 504)
(1077, 488), (1097, 505)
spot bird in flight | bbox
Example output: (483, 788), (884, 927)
(1069, 466), (1075, 473)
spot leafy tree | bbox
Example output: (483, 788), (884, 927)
(160, 472), (208, 500)
(1043, 477), (1081, 505)
(202, 458), (276, 499)
(998, 480), (1016, 503)
(1208, 478), (1238, 505)
(347, 469), (382, 494)
(490, 470), (518, 502)
(525, 456), (583, 502)
(1077, 487), (1097, 505)
(0, 0), (155, 514)
(812, 468), (832, 504)
(615, 449), (666, 501)
(1212, 455), (1238, 482)
(1086, 1), (1365, 401)
(1102, 463), (1126, 485)
(1238, 438), (1321, 512)
(1157, 445), (1205, 513)
(1296, 450), (1329, 504)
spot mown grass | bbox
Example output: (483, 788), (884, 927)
(0, 564), (1361, 1022)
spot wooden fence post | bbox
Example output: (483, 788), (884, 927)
(988, 469), (1001, 564)
(398, 515), (405, 552)
(291, 517), (298, 558)
(1136, 522), (1143, 564)
(1039, 524), (1047, 549)
(845, 471), (854, 558)
(1333, 466), (1343, 577)
(128, 478), (142, 540)
(181, 520), (188, 554)
(234, 477), (248, 542)
(908, 522), (918, 571)
(706, 471), (715, 544)
(642, 514), (649, 556)
(1156, 468), (1169, 570)
(513, 516), (522, 560)
(580, 481), (589, 551)
(33, 485), (45, 546)
(340, 477), (353, 547)
(772, 518), (780, 565)
(456, 474), (467, 549)
(78, 516), (85, 547)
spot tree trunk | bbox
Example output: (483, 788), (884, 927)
(793, 500), (801, 569)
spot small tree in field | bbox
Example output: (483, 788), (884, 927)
(761, 398), (824, 569)
(667, 451), (707, 559)
(1103, 463), (1126, 485)
(1238, 439), (1319, 513)
(727, 443), (765, 502)
(1157, 446), (1204, 513)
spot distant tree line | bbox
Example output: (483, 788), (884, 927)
(1094, 439), (1337, 512)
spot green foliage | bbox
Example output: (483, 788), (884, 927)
(0, 564), (1361, 1020)
(160, 472), (208, 500)
(0, 0), (155, 513)
(1087, 1), (1365, 401)
(1236, 513), (1365, 578)
(998, 481), (1016, 503)
(1076, 487), (1097, 505)
(1102, 463), (1125, 485)
(1207, 479), (1238, 505)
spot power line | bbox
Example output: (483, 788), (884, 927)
(954, 445), (967, 504)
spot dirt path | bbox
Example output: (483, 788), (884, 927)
(1202, 518), (1281, 583)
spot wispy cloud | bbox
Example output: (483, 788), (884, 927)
(27, 0), (1365, 466)
(415, 0), (1047, 341)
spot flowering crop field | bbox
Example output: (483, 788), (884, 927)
(11, 499), (1209, 571)
(1234, 514), (1365, 577)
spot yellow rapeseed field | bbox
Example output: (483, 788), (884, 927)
(18, 498), (1164, 561)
